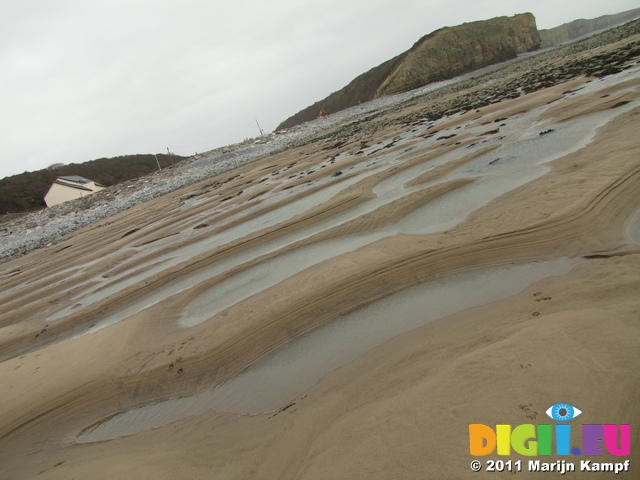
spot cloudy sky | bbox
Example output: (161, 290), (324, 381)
(1, 0), (638, 179)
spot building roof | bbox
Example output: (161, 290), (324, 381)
(57, 175), (93, 184)
(56, 175), (106, 188)
(53, 179), (94, 191)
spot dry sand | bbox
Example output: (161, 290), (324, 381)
(1, 40), (640, 479)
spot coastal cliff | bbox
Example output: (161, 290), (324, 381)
(539, 8), (640, 48)
(375, 13), (540, 97)
(277, 13), (540, 131)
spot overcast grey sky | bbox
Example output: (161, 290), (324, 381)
(1, 0), (638, 179)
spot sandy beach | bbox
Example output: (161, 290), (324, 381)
(1, 31), (640, 479)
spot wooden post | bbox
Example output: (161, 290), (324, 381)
(154, 155), (162, 171)
(167, 147), (174, 165)
(255, 119), (265, 138)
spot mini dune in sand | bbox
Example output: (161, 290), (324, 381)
(1, 38), (640, 479)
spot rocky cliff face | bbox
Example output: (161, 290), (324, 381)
(277, 13), (540, 131)
(539, 8), (640, 48)
(376, 13), (540, 97)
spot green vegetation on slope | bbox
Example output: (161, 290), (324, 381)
(0, 154), (184, 214)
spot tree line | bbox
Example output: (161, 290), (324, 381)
(0, 153), (184, 215)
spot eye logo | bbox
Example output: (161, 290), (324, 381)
(545, 403), (582, 422)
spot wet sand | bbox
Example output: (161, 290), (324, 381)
(1, 41), (640, 478)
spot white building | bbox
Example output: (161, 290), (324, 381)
(44, 176), (106, 207)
